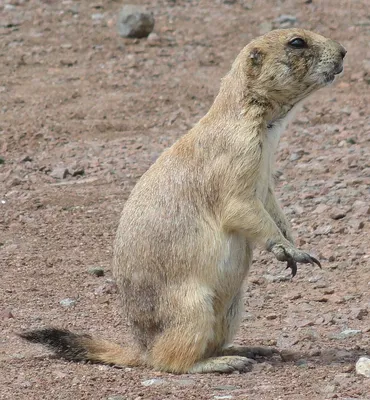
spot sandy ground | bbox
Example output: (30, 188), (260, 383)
(1, 0), (370, 399)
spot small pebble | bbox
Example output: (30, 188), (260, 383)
(296, 359), (308, 367)
(141, 378), (166, 387)
(117, 5), (154, 38)
(94, 280), (118, 295)
(1, 309), (14, 319)
(350, 307), (368, 320)
(330, 208), (347, 220)
(88, 267), (105, 277)
(356, 356), (370, 378)
(4, 4), (17, 11)
(274, 14), (297, 28)
(50, 167), (69, 179)
(330, 329), (362, 340)
(59, 298), (77, 307)
(91, 13), (104, 20)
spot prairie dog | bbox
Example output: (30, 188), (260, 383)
(21, 29), (346, 374)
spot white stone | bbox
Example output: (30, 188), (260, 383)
(356, 356), (370, 378)
(141, 378), (166, 386)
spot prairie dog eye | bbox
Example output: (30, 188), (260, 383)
(288, 38), (307, 49)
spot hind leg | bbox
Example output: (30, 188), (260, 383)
(147, 285), (254, 374)
(218, 292), (278, 360)
(149, 324), (255, 374)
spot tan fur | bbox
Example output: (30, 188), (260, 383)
(21, 29), (346, 374)
(80, 338), (142, 367)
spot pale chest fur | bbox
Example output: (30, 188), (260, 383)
(256, 106), (298, 204)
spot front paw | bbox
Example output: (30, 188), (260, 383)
(269, 243), (321, 277)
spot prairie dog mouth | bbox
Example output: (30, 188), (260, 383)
(323, 73), (337, 84)
(323, 63), (344, 84)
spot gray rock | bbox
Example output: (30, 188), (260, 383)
(67, 4), (79, 15)
(92, 13), (104, 21)
(330, 329), (362, 340)
(88, 267), (105, 277)
(4, 4), (17, 11)
(94, 280), (118, 295)
(1, 309), (14, 319)
(11, 353), (25, 360)
(308, 275), (322, 283)
(274, 15), (297, 28)
(313, 225), (332, 236)
(59, 298), (77, 307)
(330, 208), (347, 220)
(50, 167), (69, 179)
(356, 356), (370, 377)
(296, 359), (308, 367)
(107, 396), (126, 400)
(117, 5), (154, 39)
(214, 396), (233, 400)
(342, 398), (365, 400)
(289, 152), (303, 161)
(350, 307), (368, 320)
(141, 378), (166, 386)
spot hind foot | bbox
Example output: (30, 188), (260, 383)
(188, 355), (255, 374)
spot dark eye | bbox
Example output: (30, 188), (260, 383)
(288, 38), (307, 49)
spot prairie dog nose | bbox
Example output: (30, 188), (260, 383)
(339, 45), (347, 59)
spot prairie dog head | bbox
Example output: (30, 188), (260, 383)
(234, 28), (346, 106)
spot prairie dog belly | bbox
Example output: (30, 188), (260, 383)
(216, 232), (252, 293)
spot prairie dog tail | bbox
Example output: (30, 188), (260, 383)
(19, 328), (142, 367)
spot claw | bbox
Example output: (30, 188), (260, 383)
(286, 258), (297, 277)
(294, 252), (322, 269)
(310, 256), (322, 268)
(270, 244), (322, 277)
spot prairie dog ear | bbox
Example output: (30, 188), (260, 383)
(249, 48), (264, 66)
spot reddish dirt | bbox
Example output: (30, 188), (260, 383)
(1, 1), (370, 399)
